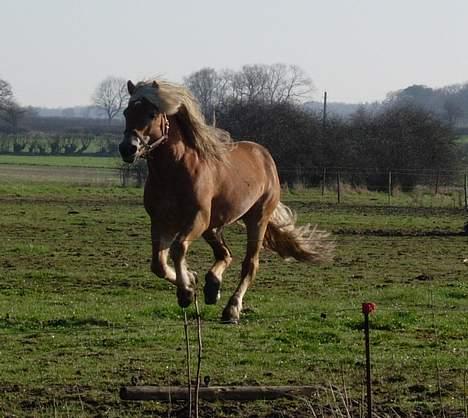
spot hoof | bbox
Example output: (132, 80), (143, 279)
(204, 272), (221, 305)
(221, 304), (240, 324)
(177, 287), (194, 308)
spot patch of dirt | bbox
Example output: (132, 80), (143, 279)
(335, 228), (465, 237)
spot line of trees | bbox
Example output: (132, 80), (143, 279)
(0, 66), (464, 191)
(182, 65), (460, 190)
(184, 64), (314, 124)
(386, 83), (468, 126)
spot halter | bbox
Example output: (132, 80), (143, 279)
(135, 113), (170, 159)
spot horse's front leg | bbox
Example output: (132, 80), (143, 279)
(170, 212), (209, 308)
(150, 223), (176, 285)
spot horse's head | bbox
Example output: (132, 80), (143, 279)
(119, 80), (169, 163)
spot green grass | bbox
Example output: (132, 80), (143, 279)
(0, 181), (467, 416)
(0, 154), (119, 169)
(456, 134), (468, 144)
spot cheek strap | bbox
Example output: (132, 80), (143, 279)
(139, 113), (170, 158)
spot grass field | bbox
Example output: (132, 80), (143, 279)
(0, 154), (119, 169)
(0, 166), (467, 416)
(456, 134), (468, 144)
(0, 155), (121, 186)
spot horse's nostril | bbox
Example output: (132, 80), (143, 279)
(119, 142), (137, 159)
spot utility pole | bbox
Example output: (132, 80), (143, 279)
(322, 91), (328, 129)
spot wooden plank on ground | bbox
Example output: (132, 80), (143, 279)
(120, 385), (315, 401)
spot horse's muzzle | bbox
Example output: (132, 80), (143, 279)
(119, 138), (138, 163)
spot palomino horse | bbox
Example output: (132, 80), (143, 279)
(119, 80), (334, 323)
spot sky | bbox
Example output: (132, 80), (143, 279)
(1, 0), (468, 108)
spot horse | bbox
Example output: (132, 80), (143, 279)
(118, 79), (334, 323)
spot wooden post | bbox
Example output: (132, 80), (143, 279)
(388, 170), (392, 205)
(336, 171), (341, 204)
(362, 303), (376, 418)
(364, 313), (372, 418)
(321, 167), (327, 196)
(322, 91), (327, 130)
(120, 385), (317, 402)
(435, 169), (440, 195)
(464, 172), (468, 211)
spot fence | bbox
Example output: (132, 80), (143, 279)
(120, 164), (468, 210)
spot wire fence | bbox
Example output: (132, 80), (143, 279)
(1, 162), (466, 209)
(118, 164), (468, 209)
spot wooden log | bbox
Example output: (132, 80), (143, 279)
(120, 385), (315, 402)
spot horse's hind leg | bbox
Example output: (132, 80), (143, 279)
(222, 212), (269, 324)
(203, 228), (232, 305)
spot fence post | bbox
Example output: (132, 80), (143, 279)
(388, 170), (392, 205)
(321, 167), (327, 196)
(362, 302), (377, 418)
(464, 172), (467, 211)
(336, 171), (341, 204)
(435, 169), (440, 195)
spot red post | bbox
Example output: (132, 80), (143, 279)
(362, 302), (377, 418)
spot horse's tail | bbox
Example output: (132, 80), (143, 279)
(263, 202), (335, 264)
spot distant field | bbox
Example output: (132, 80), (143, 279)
(0, 155), (122, 186)
(0, 154), (119, 169)
(456, 134), (468, 144)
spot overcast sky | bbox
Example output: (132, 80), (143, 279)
(1, 0), (467, 108)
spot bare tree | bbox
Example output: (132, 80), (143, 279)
(0, 102), (26, 131)
(185, 64), (314, 114)
(274, 64), (314, 103)
(237, 64), (270, 103)
(184, 68), (225, 122)
(92, 76), (129, 123)
(0, 78), (26, 132)
(0, 79), (14, 109)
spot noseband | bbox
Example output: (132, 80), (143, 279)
(134, 113), (170, 159)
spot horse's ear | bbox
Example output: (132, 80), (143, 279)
(127, 80), (136, 95)
(152, 80), (159, 89)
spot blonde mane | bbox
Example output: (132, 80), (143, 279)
(131, 80), (233, 160)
